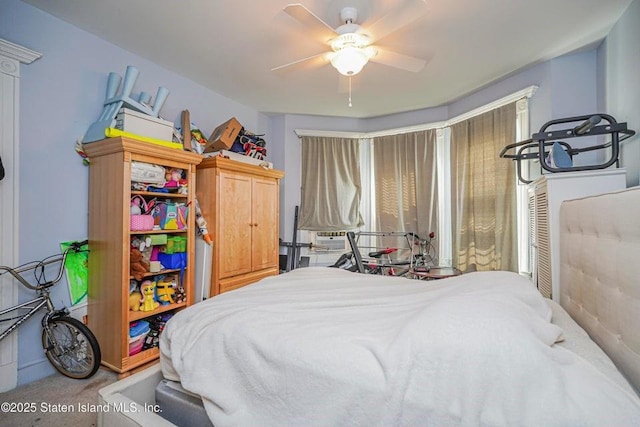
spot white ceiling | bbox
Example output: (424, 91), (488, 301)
(23, 0), (633, 118)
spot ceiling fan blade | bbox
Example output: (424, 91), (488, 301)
(369, 48), (426, 72)
(284, 3), (337, 43)
(365, 0), (429, 42)
(271, 52), (331, 72)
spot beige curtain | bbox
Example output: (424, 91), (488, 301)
(372, 130), (438, 249)
(450, 103), (517, 272)
(299, 136), (363, 230)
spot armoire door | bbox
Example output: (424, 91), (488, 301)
(251, 177), (279, 271)
(217, 171), (253, 278)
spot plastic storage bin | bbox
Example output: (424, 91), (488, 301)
(129, 332), (147, 356)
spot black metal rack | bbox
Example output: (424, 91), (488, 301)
(500, 113), (635, 184)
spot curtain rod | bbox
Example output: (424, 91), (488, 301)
(295, 85), (538, 139)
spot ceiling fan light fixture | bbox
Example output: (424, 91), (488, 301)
(328, 32), (374, 76)
(277, 3), (429, 79)
(330, 46), (369, 76)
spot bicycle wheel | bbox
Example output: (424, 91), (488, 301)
(42, 316), (101, 379)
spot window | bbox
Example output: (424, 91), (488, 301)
(449, 102), (518, 272)
(298, 87), (536, 272)
(298, 136), (363, 230)
(371, 130), (438, 238)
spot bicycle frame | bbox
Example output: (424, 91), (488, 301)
(0, 240), (100, 379)
(0, 295), (51, 341)
(0, 248), (75, 342)
(345, 231), (413, 275)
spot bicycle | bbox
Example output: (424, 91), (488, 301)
(338, 231), (415, 277)
(405, 232), (437, 270)
(0, 240), (101, 379)
(362, 247), (412, 276)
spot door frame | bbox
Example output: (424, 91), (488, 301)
(0, 38), (41, 392)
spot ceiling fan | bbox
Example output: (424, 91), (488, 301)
(272, 1), (429, 77)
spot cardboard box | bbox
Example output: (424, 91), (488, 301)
(115, 108), (174, 141)
(205, 117), (242, 153)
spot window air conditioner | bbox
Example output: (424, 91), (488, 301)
(309, 231), (348, 252)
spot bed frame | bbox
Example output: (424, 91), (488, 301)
(559, 186), (640, 393)
(98, 187), (640, 426)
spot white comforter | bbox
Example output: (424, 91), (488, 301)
(160, 268), (640, 426)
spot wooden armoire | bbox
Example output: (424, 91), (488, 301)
(196, 157), (284, 296)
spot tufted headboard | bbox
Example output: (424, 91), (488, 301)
(559, 186), (640, 393)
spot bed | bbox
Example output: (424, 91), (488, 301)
(100, 187), (640, 426)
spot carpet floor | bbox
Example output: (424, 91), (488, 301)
(0, 368), (118, 427)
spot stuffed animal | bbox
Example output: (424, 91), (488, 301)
(130, 198), (142, 215)
(178, 178), (188, 195)
(129, 290), (142, 311)
(139, 280), (159, 312)
(130, 248), (149, 281)
(156, 276), (176, 305)
(174, 285), (186, 304)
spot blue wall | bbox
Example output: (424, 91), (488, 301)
(599, 0), (640, 187)
(2, 0), (638, 386)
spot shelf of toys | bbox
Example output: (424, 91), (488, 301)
(84, 136), (201, 375)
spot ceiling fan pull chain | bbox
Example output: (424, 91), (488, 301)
(348, 76), (353, 107)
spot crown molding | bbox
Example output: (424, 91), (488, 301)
(0, 39), (42, 65)
(446, 85), (537, 126)
(295, 85), (538, 139)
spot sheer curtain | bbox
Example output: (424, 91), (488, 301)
(372, 130), (438, 248)
(299, 136), (363, 230)
(450, 103), (517, 272)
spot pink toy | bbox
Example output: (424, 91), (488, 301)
(164, 168), (182, 190)
(130, 197), (142, 215)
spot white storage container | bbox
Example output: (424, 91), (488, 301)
(115, 108), (174, 141)
(204, 149), (273, 169)
(98, 365), (177, 426)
